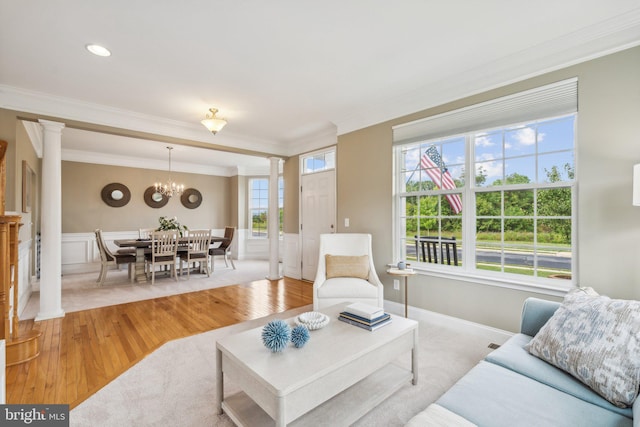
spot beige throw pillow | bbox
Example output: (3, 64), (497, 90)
(525, 288), (640, 408)
(325, 255), (369, 279)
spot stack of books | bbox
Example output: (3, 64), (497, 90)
(338, 302), (392, 331)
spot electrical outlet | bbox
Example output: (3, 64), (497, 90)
(393, 279), (400, 290)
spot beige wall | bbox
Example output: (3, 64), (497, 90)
(337, 45), (640, 332)
(62, 161), (231, 233)
(235, 175), (248, 230)
(228, 175), (239, 228)
(283, 155), (299, 234)
(0, 110), (19, 212)
(0, 114), (40, 242)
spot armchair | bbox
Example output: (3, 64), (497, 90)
(313, 233), (384, 311)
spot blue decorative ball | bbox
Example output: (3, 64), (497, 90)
(291, 325), (310, 348)
(261, 320), (291, 352)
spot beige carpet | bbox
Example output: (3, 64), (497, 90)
(70, 305), (498, 427)
(22, 259), (273, 319)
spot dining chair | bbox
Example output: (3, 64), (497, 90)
(94, 229), (135, 286)
(146, 230), (179, 284)
(139, 228), (155, 239)
(179, 229), (211, 279)
(139, 227), (158, 273)
(209, 226), (236, 271)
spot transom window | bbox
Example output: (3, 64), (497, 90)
(393, 79), (577, 290)
(302, 150), (335, 174)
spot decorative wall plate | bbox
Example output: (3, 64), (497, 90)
(144, 186), (169, 208)
(180, 188), (202, 209)
(101, 183), (131, 207)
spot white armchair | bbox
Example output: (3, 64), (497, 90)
(313, 233), (384, 311)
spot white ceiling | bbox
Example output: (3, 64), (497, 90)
(2, 1), (640, 175)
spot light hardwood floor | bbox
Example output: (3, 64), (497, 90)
(6, 277), (313, 409)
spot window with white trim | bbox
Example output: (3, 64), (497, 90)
(249, 177), (284, 238)
(393, 79), (576, 289)
(302, 150), (335, 174)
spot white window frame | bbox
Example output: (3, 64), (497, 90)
(248, 176), (284, 239)
(301, 148), (336, 175)
(392, 80), (577, 296)
(249, 177), (268, 239)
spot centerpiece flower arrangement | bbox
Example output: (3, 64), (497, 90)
(157, 216), (188, 237)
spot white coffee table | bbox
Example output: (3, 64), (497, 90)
(215, 303), (419, 426)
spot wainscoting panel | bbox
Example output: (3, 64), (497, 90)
(242, 233), (270, 260)
(61, 240), (91, 265)
(283, 233), (300, 279)
(62, 231), (136, 275)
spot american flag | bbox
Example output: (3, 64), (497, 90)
(421, 146), (463, 214)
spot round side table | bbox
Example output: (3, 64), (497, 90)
(386, 267), (416, 318)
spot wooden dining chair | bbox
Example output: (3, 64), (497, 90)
(179, 229), (211, 279)
(139, 227), (157, 273)
(94, 229), (135, 286)
(146, 230), (179, 284)
(139, 228), (155, 239)
(209, 226), (236, 271)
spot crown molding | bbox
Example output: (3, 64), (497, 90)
(334, 8), (640, 135)
(0, 85), (289, 157)
(284, 123), (338, 157)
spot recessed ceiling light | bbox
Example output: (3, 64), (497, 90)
(86, 44), (111, 57)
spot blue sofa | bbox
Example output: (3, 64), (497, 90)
(409, 297), (638, 427)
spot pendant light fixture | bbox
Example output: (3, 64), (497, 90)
(201, 108), (227, 134)
(154, 146), (184, 197)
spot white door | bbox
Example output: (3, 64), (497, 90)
(301, 170), (336, 281)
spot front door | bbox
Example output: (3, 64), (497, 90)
(301, 169), (336, 281)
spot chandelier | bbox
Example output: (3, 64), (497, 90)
(201, 108), (227, 134)
(154, 146), (184, 197)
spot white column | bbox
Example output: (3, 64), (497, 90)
(36, 120), (65, 321)
(267, 157), (282, 280)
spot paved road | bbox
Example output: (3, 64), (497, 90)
(406, 244), (571, 270)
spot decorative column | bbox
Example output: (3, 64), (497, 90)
(267, 157), (282, 280)
(36, 120), (65, 321)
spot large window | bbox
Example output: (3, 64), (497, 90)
(394, 80), (576, 289)
(249, 177), (284, 238)
(399, 138), (465, 264)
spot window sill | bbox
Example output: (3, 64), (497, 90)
(408, 265), (572, 297)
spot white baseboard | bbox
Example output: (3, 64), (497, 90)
(383, 300), (512, 345)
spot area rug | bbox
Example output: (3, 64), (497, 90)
(22, 259), (272, 319)
(70, 305), (496, 426)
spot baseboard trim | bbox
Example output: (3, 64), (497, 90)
(383, 300), (512, 345)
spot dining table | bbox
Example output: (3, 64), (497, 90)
(114, 235), (229, 283)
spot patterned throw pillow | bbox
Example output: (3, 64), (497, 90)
(525, 289), (640, 408)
